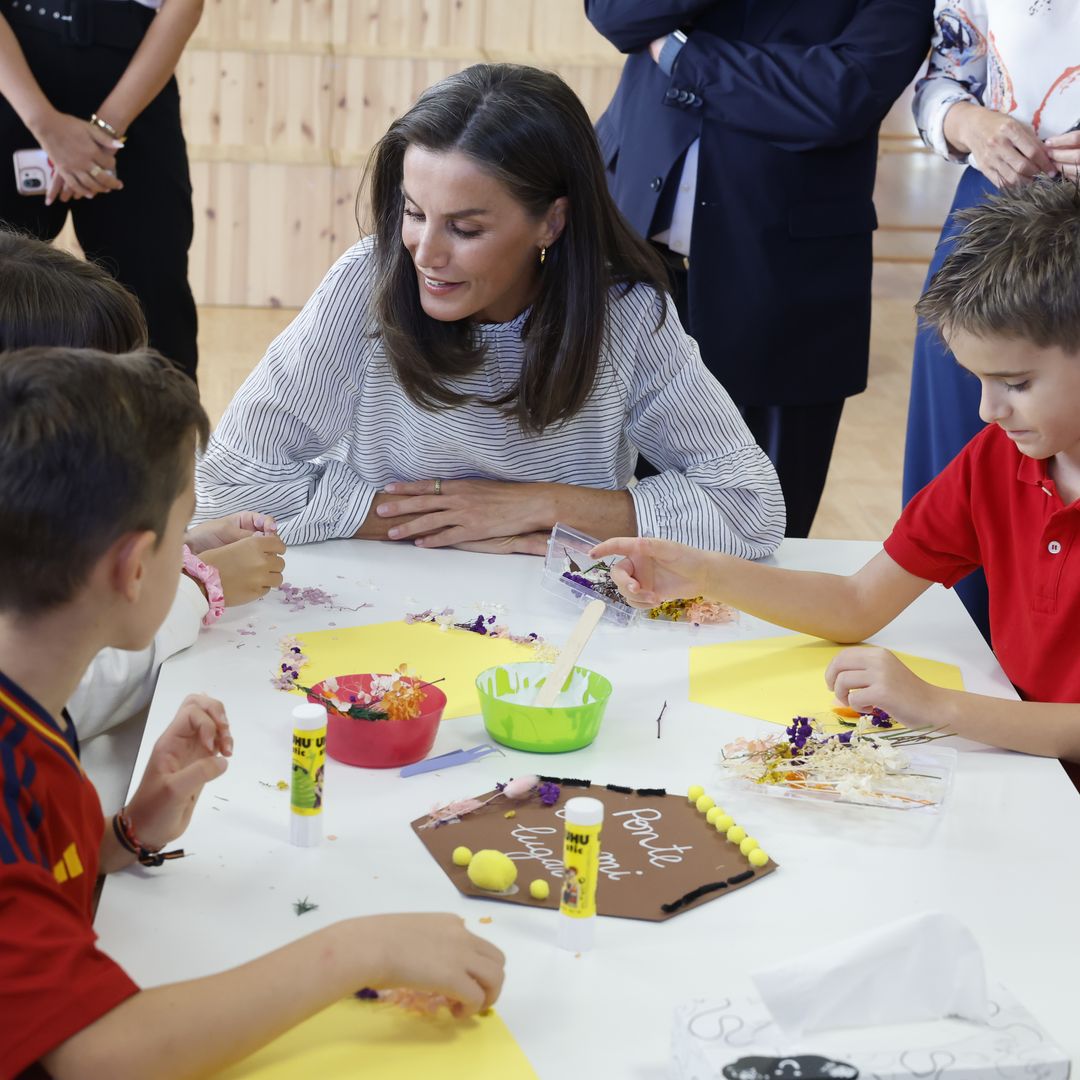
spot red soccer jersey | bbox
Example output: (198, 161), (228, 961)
(885, 424), (1080, 707)
(0, 670), (138, 1079)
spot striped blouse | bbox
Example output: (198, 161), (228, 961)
(195, 238), (785, 556)
(914, 1), (1080, 163)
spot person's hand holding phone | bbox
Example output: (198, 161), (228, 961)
(31, 109), (124, 204)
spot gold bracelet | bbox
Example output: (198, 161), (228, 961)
(90, 113), (126, 144)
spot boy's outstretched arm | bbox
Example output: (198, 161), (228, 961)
(590, 539), (931, 643)
(827, 646), (1080, 763)
(43, 913), (505, 1080)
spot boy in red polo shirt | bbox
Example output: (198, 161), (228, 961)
(0, 348), (503, 1080)
(594, 178), (1080, 772)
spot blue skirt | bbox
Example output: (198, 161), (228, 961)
(902, 166), (998, 642)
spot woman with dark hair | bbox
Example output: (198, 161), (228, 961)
(196, 64), (785, 556)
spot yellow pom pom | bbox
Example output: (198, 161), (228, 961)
(726, 825), (747, 844)
(713, 814), (734, 833)
(748, 848), (769, 867)
(529, 879), (550, 900)
(467, 849), (518, 892)
(705, 806), (724, 825)
(739, 836), (759, 856)
(695, 794), (715, 813)
(452, 846), (473, 867)
(687, 784), (705, 803)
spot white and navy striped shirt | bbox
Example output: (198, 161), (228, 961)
(195, 238), (785, 555)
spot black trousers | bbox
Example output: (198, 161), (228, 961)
(643, 245), (844, 539)
(0, 20), (198, 380)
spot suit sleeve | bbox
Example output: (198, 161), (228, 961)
(669, 0), (933, 149)
(584, 0), (717, 53)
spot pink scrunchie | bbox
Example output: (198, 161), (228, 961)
(182, 544), (225, 626)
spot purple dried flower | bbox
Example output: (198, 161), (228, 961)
(837, 731), (853, 744)
(870, 708), (894, 729)
(355, 987), (380, 1000)
(537, 781), (561, 806)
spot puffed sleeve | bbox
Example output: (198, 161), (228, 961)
(194, 242), (378, 545)
(613, 285), (786, 556)
(912, 1), (989, 162)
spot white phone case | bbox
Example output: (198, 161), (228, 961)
(12, 148), (54, 195)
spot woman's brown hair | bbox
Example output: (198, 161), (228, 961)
(363, 63), (670, 433)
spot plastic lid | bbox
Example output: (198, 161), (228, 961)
(292, 702), (327, 730)
(563, 795), (604, 826)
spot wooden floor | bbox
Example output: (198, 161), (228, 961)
(195, 258), (929, 544)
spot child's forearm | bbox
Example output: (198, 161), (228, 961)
(935, 688), (1080, 763)
(44, 921), (378, 1080)
(703, 552), (907, 643)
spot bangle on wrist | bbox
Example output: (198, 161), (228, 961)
(90, 112), (126, 143)
(182, 544), (225, 625)
(112, 809), (185, 867)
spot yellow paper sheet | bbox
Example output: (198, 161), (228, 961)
(216, 1001), (538, 1079)
(296, 621), (538, 719)
(689, 633), (964, 732)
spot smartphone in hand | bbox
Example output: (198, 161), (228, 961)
(12, 148), (54, 195)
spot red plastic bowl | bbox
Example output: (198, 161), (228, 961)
(309, 673), (447, 769)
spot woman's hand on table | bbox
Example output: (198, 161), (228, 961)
(185, 511), (278, 554)
(451, 532), (550, 556)
(201, 533), (286, 605)
(943, 102), (1056, 187)
(124, 694), (233, 853)
(591, 536), (712, 607)
(825, 646), (943, 727)
(374, 478), (555, 548)
(349, 913), (505, 1018)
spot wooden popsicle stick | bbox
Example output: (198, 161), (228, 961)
(534, 599), (606, 707)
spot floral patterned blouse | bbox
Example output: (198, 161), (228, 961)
(913, 0), (1080, 162)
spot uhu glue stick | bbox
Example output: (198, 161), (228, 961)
(290, 703), (326, 847)
(557, 795), (604, 952)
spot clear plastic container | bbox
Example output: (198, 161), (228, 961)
(542, 523), (639, 627)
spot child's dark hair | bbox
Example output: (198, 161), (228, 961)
(0, 348), (209, 614)
(916, 177), (1080, 350)
(0, 229), (148, 352)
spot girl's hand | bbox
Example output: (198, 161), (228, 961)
(1045, 129), (1080, 170)
(589, 536), (711, 608)
(125, 694), (233, 850)
(33, 109), (124, 204)
(201, 533), (286, 606)
(943, 102), (1055, 188)
(185, 511), (278, 554)
(376, 479), (554, 548)
(825, 646), (943, 726)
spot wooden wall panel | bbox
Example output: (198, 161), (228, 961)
(175, 1), (950, 307)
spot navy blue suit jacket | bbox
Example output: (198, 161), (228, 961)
(587, 0), (932, 406)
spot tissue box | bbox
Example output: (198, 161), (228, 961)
(671, 986), (1069, 1080)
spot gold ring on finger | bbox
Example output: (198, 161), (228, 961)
(433, 478), (442, 496)
(89, 164), (103, 178)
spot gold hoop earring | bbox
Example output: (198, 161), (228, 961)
(539, 246), (547, 266)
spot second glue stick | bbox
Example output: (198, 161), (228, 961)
(290, 702), (326, 847)
(557, 795), (604, 952)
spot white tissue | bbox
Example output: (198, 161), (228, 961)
(751, 911), (990, 1037)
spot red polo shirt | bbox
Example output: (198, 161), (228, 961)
(0, 670), (138, 1079)
(885, 424), (1080, 707)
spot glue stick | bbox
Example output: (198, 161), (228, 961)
(557, 796), (604, 952)
(290, 703), (326, 847)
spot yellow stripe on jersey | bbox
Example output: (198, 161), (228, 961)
(0, 686), (83, 775)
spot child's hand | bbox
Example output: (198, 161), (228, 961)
(589, 536), (711, 608)
(351, 913), (505, 1017)
(185, 512), (278, 554)
(202, 533), (287, 606)
(125, 694), (233, 851)
(825, 646), (942, 726)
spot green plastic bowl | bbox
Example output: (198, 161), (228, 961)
(475, 661), (613, 753)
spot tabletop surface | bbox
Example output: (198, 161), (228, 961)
(94, 539), (1080, 1075)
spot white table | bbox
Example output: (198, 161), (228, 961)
(94, 540), (1080, 1075)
